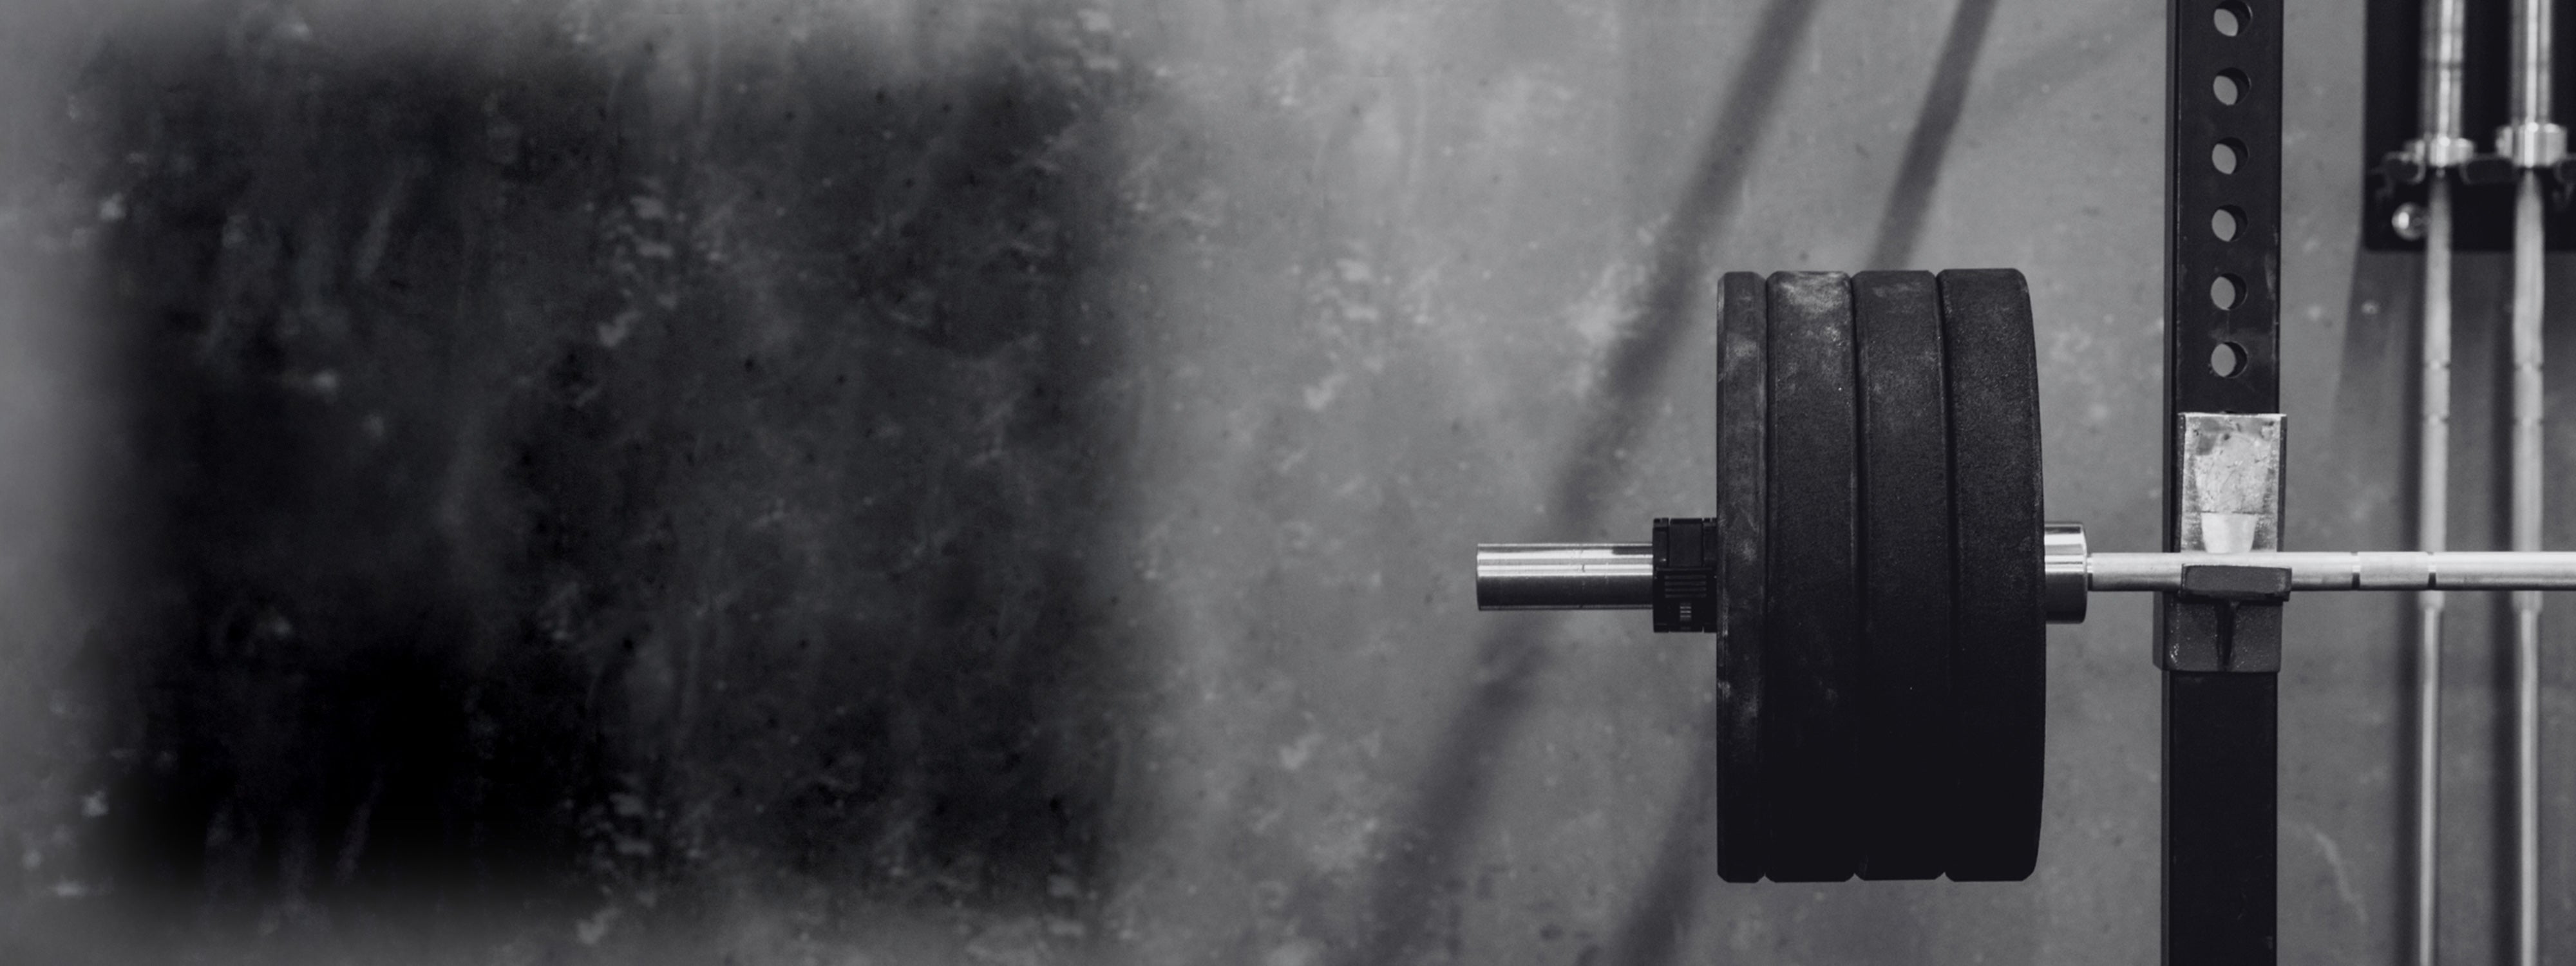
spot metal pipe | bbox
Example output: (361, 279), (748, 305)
(1474, 543), (2576, 611)
(2503, 0), (2566, 167)
(2419, 0), (2474, 168)
(2505, 2), (2556, 959)
(2515, 0), (2553, 127)
(1475, 544), (1653, 610)
(2504, 3), (2556, 960)
(2416, 191), (2449, 966)
(2508, 171), (2548, 966)
(2412, 0), (2470, 952)
(2416, 177), (2450, 965)
(2083, 551), (2576, 590)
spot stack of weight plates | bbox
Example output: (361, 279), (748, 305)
(1714, 269), (2045, 883)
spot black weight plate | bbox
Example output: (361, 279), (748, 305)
(1938, 268), (2046, 882)
(1761, 271), (1862, 882)
(1715, 271), (1768, 884)
(1850, 270), (1954, 881)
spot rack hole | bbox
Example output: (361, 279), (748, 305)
(2211, 138), (2243, 175)
(2213, 1), (2248, 37)
(2213, 69), (2246, 106)
(2210, 341), (2246, 377)
(2210, 274), (2244, 310)
(2210, 205), (2242, 241)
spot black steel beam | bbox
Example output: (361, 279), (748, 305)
(2164, 673), (2281, 962)
(2163, 0), (2282, 963)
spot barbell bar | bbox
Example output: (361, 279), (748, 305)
(1475, 535), (2576, 613)
(1472, 268), (2576, 887)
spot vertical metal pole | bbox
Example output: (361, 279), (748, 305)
(2502, 1), (2557, 961)
(2511, 175), (2546, 966)
(2411, 1), (2467, 961)
(2163, 0), (2281, 962)
(2417, 176), (2452, 966)
(2419, 0), (2472, 169)
(2504, 176), (2545, 966)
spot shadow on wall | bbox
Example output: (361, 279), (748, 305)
(1329, 1), (1828, 962)
(63, 0), (1141, 934)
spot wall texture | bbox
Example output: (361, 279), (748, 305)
(0, 0), (2556, 963)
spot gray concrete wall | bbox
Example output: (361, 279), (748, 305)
(0, 0), (2550, 963)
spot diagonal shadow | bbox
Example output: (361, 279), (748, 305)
(1601, 3), (2003, 960)
(1332, 2), (1820, 963)
(1864, 0), (2003, 272)
(1596, 715), (1719, 966)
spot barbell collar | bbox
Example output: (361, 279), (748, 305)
(2043, 522), (2088, 624)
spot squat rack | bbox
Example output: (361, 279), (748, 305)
(1471, 1), (2562, 961)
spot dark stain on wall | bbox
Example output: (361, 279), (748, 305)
(66, 0), (1142, 931)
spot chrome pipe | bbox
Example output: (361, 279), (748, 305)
(2081, 551), (2576, 591)
(2504, 3), (2554, 958)
(2506, 0), (2554, 953)
(2501, 0), (2566, 167)
(2419, 0), (2475, 167)
(1475, 541), (2576, 611)
(2414, 0), (2467, 943)
(2514, 0), (2553, 127)
(1475, 544), (1653, 610)
(2510, 171), (2548, 966)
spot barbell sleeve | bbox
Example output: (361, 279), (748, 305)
(1473, 543), (1655, 610)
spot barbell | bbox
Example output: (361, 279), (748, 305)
(1472, 269), (2576, 885)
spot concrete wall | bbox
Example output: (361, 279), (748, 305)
(0, 0), (2552, 963)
